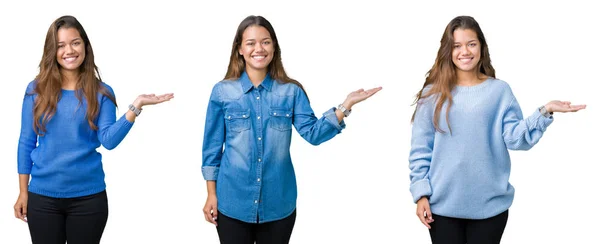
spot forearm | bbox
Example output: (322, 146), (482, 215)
(206, 181), (216, 196)
(18, 174), (29, 194)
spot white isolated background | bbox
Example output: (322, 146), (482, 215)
(0, 0), (597, 243)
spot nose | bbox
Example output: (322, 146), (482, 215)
(256, 42), (265, 52)
(460, 46), (470, 55)
(65, 44), (74, 54)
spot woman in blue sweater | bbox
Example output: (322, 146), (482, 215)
(13, 15), (173, 244)
(409, 16), (585, 244)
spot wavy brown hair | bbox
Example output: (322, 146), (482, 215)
(224, 15), (307, 96)
(33, 15), (116, 135)
(411, 16), (495, 133)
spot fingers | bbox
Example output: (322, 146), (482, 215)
(364, 87), (383, 97)
(14, 203), (27, 222)
(203, 204), (218, 226)
(417, 207), (431, 229)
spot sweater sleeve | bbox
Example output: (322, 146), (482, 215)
(408, 96), (435, 203)
(502, 95), (553, 150)
(17, 82), (38, 174)
(96, 84), (134, 150)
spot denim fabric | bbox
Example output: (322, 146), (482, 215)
(202, 72), (344, 223)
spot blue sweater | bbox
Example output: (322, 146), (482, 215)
(17, 81), (134, 198)
(409, 78), (553, 219)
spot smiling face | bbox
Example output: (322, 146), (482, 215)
(56, 27), (85, 72)
(238, 25), (274, 73)
(451, 28), (481, 74)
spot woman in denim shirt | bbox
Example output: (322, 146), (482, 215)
(201, 15), (381, 244)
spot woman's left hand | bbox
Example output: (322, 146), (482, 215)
(133, 93), (175, 108)
(544, 100), (586, 113)
(343, 87), (382, 110)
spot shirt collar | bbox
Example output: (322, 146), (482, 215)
(240, 71), (273, 93)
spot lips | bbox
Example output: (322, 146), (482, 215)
(458, 57), (473, 64)
(251, 55), (266, 61)
(63, 56), (78, 63)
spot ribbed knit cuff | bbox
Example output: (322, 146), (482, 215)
(410, 179), (432, 203)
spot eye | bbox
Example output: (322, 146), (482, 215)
(73, 41), (82, 46)
(58, 44), (65, 48)
(468, 43), (477, 47)
(246, 42), (255, 46)
(263, 41), (271, 45)
(453, 45), (460, 49)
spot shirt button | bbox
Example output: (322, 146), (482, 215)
(227, 116), (231, 119)
(258, 158), (262, 162)
(273, 112), (277, 115)
(257, 116), (261, 120)
(286, 114), (290, 117)
(256, 96), (260, 100)
(254, 200), (258, 204)
(257, 178), (261, 182)
(242, 114), (246, 118)
(258, 137), (262, 141)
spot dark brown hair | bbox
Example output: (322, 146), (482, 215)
(411, 16), (495, 133)
(33, 15), (116, 135)
(224, 15), (307, 96)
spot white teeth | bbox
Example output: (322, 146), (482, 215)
(64, 57), (77, 62)
(252, 56), (265, 60)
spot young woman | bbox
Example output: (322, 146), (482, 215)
(408, 15), (586, 244)
(201, 15), (381, 244)
(13, 15), (174, 244)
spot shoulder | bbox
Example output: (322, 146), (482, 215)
(99, 81), (116, 97)
(487, 77), (515, 98)
(416, 84), (436, 105)
(272, 80), (299, 96)
(25, 80), (37, 94)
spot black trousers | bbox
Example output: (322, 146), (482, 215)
(429, 210), (509, 244)
(216, 210), (296, 244)
(27, 191), (109, 244)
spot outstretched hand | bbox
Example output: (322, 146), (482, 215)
(133, 93), (175, 108)
(343, 87), (382, 109)
(545, 100), (586, 113)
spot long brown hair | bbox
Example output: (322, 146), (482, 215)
(224, 15), (307, 96)
(33, 15), (116, 135)
(411, 16), (495, 133)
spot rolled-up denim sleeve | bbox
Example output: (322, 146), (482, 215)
(292, 86), (345, 146)
(202, 84), (225, 181)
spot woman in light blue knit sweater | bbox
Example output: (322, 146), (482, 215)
(409, 16), (586, 244)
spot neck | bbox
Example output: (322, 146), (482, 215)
(246, 67), (267, 87)
(456, 70), (486, 86)
(61, 69), (79, 90)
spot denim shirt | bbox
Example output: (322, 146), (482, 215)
(202, 72), (345, 223)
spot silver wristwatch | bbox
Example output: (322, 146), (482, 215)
(337, 104), (351, 117)
(129, 104), (142, 116)
(539, 106), (552, 118)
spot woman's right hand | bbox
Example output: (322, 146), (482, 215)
(203, 194), (218, 226)
(14, 192), (28, 222)
(416, 197), (434, 229)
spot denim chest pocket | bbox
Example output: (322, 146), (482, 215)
(269, 108), (293, 131)
(225, 109), (251, 132)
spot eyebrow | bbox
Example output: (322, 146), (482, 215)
(453, 40), (478, 44)
(244, 37), (272, 42)
(58, 37), (83, 44)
